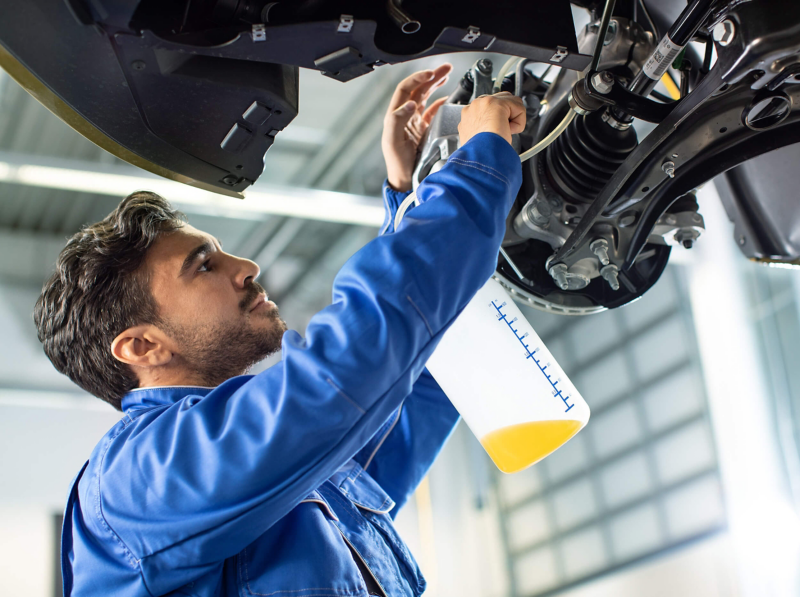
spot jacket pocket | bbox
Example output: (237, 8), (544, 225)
(237, 492), (366, 597)
(329, 460), (395, 514)
(359, 508), (426, 596)
(330, 462), (426, 596)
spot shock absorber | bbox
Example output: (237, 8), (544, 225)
(544, 110), (638, 204)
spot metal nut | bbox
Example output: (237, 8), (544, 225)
(476, 59), (493, 74)
(591, 71), (615, 94)
(713, 19), (735, 47)
(662, 160), (676, 178)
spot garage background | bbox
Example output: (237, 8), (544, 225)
(1, 43), (799, 597)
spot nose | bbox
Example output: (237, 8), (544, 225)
(231, 254), (260, 289)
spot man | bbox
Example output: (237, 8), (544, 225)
(35, 64), (525, 596)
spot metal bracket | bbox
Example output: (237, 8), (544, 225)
(550, 46), (569, 63)
(251, 24), (266, 42)
(462, 26), (480, 43)
(470, 59), (493, 101)
(572, 71), (676, 123)
(338, 14), (354, 33)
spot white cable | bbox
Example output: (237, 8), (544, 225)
(395, 109), (576, 227)
(518, 109), (576, 163)
(394, 190), (419, 230)
(492, 57), (524, 93)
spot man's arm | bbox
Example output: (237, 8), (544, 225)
(352, 179), (460, 517)
(97, 97), (525, 588)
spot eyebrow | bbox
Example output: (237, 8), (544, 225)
(179, 240), (214, 277)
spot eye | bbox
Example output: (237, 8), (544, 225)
(197, 259), (212, 273)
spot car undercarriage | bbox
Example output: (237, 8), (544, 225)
(1, 0), (799, 314)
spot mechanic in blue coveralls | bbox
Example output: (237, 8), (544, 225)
(34, 63), (525, 597)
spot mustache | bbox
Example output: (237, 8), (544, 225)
(239, 280), (267, 313)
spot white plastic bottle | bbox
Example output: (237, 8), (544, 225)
(426, 277), (590, 473)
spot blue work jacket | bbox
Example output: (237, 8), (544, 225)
(60, 133), (522, 597)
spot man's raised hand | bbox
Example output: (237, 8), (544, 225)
(381, 63), (452, 192)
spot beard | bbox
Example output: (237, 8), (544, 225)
(162, 281), (287, 387)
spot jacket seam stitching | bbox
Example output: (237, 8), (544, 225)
(458, 159), (511, 183)
(447, 157), (512, 184)
(326, 490), (404, 593)
(245, 588), (364, 596)
(93, 423), (154, 595)
(448, 157), (511, 186)
(326, 378), (366, 414)
(405, 296), (433, 337)
(299, 498), (339, 521)
(338, 468), (393, 513)
(361, 405), (404, 472)
(126, 385), (215, 392)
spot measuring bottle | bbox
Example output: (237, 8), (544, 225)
(426, 276), (590, 474)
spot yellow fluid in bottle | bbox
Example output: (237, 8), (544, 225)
(481, 419), (583, 474)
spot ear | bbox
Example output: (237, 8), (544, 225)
(111, 325), (173, 368)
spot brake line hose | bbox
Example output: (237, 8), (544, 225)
(518, 109), (576, 162)
(396, 106), (576, 230)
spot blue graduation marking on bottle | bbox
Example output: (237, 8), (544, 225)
(491, 300), (575, 413)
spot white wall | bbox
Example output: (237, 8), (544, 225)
(0, 507), (54, 597)
(0, 397), (120, 596)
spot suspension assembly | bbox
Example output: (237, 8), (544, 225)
(544, 110), (638, 204)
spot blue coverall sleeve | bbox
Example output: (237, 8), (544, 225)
(352, 181), (461, 516)
(97, 133), (522, 586)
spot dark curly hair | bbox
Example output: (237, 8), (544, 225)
(34, 191), (186, 410)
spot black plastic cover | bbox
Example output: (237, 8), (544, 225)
(717, 143), (800, 263)
(0, 0), (587, 196)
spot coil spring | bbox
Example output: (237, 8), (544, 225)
(544, 110), (638, 204)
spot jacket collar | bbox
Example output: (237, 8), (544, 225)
(121, 385), (215, 413)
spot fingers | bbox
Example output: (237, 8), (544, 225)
(410, 63), (452, 106)
(388, 63), (452, 113)
(386, 99), (418, 144)
(503, 94), (527, 135)
(458, 92), (527, 146)
(422, 97), (447, 125)
(389, 70), (434, 113)
(405, 120), (423, 145)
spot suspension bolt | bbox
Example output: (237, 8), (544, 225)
(591, 71), (615, 94)
(662, 160), (676, 178)
(600, 264), (620, 291)
(476, 59), (493, 74)
(590, 238), (611, 265)
(675, 227), (699, 249)
(527, 198), (553, 227)
(713, 20), (735, 47)
(549, 263), (570, 290)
